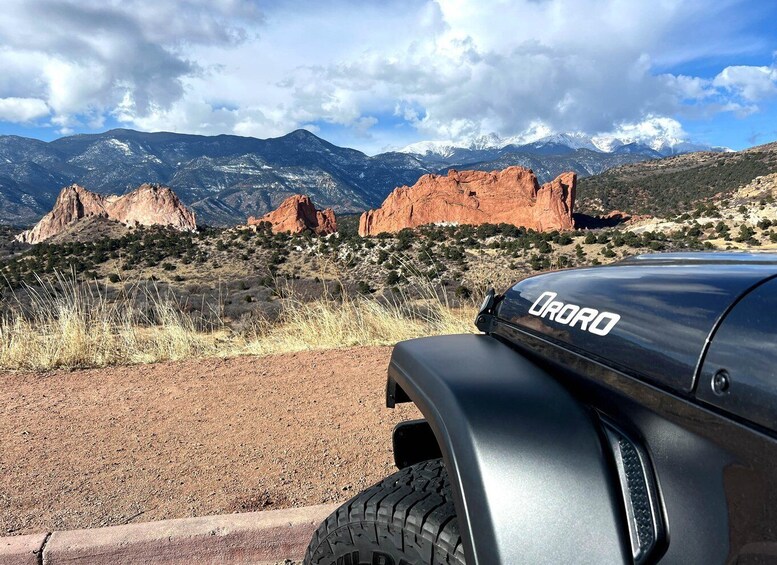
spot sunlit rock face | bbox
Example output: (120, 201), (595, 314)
(17, 183), (196, 244)
(247, 194), (337, 235)
(359, 166), (576, 236)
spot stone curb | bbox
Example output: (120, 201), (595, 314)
(0, 532), (48, 565)
(1, 503), (338, 565)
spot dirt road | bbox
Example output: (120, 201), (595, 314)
(0, 347), (420, 535)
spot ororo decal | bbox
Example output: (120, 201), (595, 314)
(528, 291), (621, 336)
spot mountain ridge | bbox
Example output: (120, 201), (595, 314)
(0, 128), (431, 226)
(0, 127), (744, 227)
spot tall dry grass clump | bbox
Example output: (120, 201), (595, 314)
(0, 273), (217, 370)
(242, 279), (475, 356)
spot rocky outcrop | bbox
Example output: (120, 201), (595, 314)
(105, 184), (197, 232)
(358, 167), (576, 236)
(736, 172), (777, 200)
(16, 184), (108, 244)
(16, 183), (196, 244)
(247, 195), (337, 235)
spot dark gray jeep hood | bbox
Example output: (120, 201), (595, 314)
(494, 253), (777, 395)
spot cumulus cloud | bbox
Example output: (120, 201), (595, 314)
(0, 97), (49, 122)
(713, 65), (777, 101)
(0, 0), (775, 150)
(606, 116), (689, 145)
(267, 0), (777, 148)
(0, 0), (262, 131)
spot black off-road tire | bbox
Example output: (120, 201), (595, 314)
(303, 458), (466, 565)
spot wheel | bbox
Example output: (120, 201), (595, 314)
(303, 458), (466, 565)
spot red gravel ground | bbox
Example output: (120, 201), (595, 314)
(0, 347), (420, 535)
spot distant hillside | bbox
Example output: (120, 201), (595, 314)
(0, 225), (27, 260)
(577, 142), (777, 217)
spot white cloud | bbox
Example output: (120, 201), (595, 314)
(608, 117), (688, 143)
(713, 65), (777, 101)
(0, 0), (262, 128)
(0, 97), (49, 122)
(178, 0), (774, 151)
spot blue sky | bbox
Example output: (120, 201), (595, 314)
(0, 0), (775, 153)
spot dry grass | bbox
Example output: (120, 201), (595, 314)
(0, 273), (476, 371)
(242, 280), (474, 356)
(0, 273), (218, 370)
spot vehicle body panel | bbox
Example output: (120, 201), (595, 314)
(387, 334), (629, 565)
(491, 322), (777, 564)
(698, 275), (777, 430)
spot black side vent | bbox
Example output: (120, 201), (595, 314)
(602, 420), (666, 565)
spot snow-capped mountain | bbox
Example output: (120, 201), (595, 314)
(399, 131), (728, 159)
(589, 134), (730, 155)
(397, 140), (461, 160)
(527, 133), (601, 152)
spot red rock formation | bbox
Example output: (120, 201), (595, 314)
(247, 195), (337, 235)
(16, 184), (108, 244)
(17, 183), (196, 244)
(358, 166), (576, 236)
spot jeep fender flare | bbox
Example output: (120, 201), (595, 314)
(387, 334), (630, 564)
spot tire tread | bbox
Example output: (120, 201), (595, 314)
(304, 459), (465, 565)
